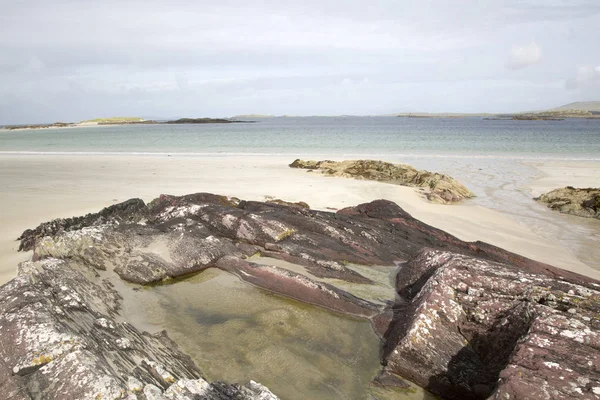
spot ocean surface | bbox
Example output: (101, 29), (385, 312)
(2, 116), (599, 270)
(1, 116), (600, 159)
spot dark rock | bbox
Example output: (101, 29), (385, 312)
(164, 118), (251, 124)
(535, 187), (600, 219)
(265, 198), (310, 209)
(18, 198), (147, 252)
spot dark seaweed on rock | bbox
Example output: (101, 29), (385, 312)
(7, 193), (600, 399)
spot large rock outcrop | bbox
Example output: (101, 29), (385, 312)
(535, 187), (600, 219)
(383, 249), (600, 400)
(6, 193), (600, 399)
(289, 159), (475, 204)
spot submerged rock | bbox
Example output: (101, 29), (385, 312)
(289, 159), (475, 204)
(535, 186), (600, 219)
(6, 192), (600, 399)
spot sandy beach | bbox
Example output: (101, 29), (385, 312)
(1, 154), (599, 285)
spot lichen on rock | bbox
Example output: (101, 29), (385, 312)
(535, 186), (600, 219)
(289, 159), (475, 204)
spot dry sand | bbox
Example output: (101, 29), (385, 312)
(1, 154), (599, 284)
(527, 160), (600, 196)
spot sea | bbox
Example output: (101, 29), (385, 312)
(1, 116), (599, 158)
(1, 116), (599, 270)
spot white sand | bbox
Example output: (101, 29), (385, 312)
(1, 154), (599, 285)
(527, 160), (600, 196)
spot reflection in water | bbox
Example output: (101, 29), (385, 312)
(116, 268), (436, 399)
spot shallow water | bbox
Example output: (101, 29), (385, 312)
(113, 268), (435, 399)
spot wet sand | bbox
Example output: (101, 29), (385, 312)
(1, 154), (599, 285)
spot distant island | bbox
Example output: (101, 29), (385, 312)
(2, 122), (76, 130)
(2, 116), (252, 130)
(396, 101), (600, 120)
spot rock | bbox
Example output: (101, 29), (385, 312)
(383, 248), (600, 400)
(18, 198), (147, 252)
(535, 187), (600, 219)
(265, 198), (310, 209)
(0, 257), (278, 399)
(289, 159), (475, 204)
(9, 193), (600, 399)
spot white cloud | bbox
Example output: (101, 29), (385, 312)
(565, 65), (600, 89)
(507, 41), (542, 69)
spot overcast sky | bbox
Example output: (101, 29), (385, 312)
(1, 0), (599, 123)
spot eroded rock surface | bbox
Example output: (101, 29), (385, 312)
(289, 159), (475, 203)
(535, 186), (600, 219)
(8, 192), (600, 399)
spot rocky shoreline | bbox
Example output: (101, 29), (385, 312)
(535, 187), (600, 219)
(3, 193), (600, 399)
(289, 159), (475, 204)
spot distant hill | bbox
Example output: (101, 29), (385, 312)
(548, 101), (600, 112)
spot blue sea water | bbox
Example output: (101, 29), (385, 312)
(1, 116), (599, 159)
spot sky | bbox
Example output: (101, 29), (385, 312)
(0, 0), (599, 123)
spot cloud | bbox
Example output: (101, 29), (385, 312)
(175, 74), (189, 92)
(1, 1), (600, 122)
(507, 41), (542, 69)
(565, 65), (600, 89)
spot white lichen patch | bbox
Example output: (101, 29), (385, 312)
(142, 359), (176, 384)
(543, 361), (561, 370)
(116, 337), (132, 350)
(157, 204), (207, 221)
(221, 214), (239, 230)
(94, 317), (115, 330)
(127, 376), (143, 393)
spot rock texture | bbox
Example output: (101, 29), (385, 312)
(7, 192), (600, 400)
(535, 186), (600, 219)
(289, 159), (475, 204)
(0, 257), (278, 399)
(383, 249), (600, 400)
